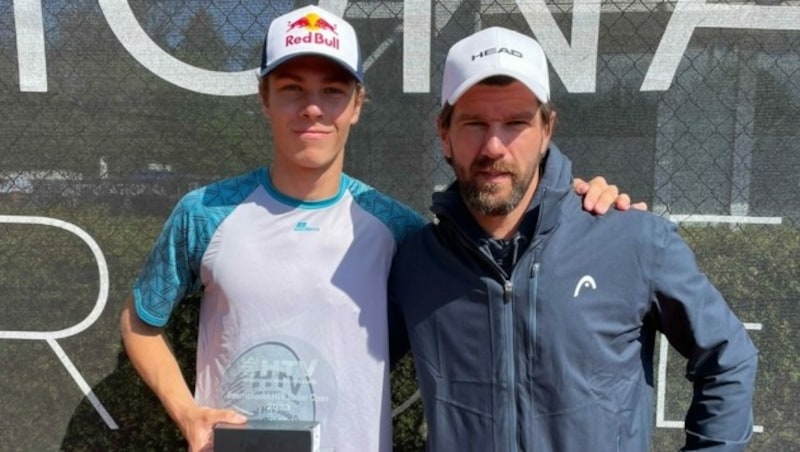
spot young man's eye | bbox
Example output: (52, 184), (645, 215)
(274, 81), (301, 93)
(324, 86), (347, 95)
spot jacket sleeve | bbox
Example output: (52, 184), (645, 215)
(387, 290), (411, 370)
(650, 221), (758, 451)
(387, 253), (412, 370)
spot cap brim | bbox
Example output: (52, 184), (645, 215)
(260, 52), (363, 83)
(445, 68), (549, 106)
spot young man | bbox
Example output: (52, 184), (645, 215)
(120, 7), (633, 452)
(389, 27), (759, 451)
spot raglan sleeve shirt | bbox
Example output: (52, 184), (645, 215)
(133, 190), (208, 328)
(649, 220), (759, 451)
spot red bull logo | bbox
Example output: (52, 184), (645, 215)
(285, 12), (340, 49)
(287, 13), (338, 34)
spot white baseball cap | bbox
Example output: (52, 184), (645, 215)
(260, 5), (363, 82)
(441, 27), (550, 106)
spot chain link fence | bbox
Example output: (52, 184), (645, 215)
(1, 0), (798, 450)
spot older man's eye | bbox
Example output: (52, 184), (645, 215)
(463, 121), (486, 128)
(508, 120), (530, 127)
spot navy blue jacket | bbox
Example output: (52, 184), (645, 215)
(389, 146), (758, 451)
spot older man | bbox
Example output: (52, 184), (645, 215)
(390, 27), (758, 451)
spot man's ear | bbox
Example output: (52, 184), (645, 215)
(540, 110), (557, 155)
(258, 90), (270, 120)
(350, 86), (365, 125)
(438, 126), (452, 159)
(441, 138), (453, 159)
(547, 110), (557, 136)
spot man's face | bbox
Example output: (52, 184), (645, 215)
(440, 80), (553, 216)
(262, 55), (363, 173)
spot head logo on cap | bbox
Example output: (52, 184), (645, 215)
(441, 27), (550, 106)
(261, 5), (363, 82)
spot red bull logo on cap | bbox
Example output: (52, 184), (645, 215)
(285, 12), (339, 49)
(287, 12), (338, 34)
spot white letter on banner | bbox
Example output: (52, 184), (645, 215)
(516, 0), (600, 93)
(642, 0), (800, 91)
(14, 0), (48, 92)
(403, 0), (432, 93)
(656, 324), (764, 433)
(97, 0), (257, 96)
(0, 215), (116, 430)
(322, 0), (432, 93)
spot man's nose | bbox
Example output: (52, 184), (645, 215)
(480, 127), (507, 158)
(301, 94), (324, 118)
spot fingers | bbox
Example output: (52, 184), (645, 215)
(574, 176), (648, 213)
(217, 409), (248, 425)
(572, 177), (589, 195)
(581, 176), (616, 214)
(612, 193), (632, 212)
(184, 407), (248, 452)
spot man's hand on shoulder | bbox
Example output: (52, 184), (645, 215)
(573, 176), (648, 214)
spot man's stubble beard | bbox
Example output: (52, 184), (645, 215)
(457, 155), (536, 216)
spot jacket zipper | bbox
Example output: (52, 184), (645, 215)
(527, 260), (540, 448)
(503, 278), (518, 452)
(439, 219), (531, 452)
(504, 279), (513, 303)
(528, 262), (540, 358)
(435, 187), (551, 451)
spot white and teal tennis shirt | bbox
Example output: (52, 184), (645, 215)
(133, 168), (424, 452)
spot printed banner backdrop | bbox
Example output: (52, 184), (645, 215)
(2, 0), (798, 450)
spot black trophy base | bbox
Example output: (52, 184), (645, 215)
(214, 420), (321, 452)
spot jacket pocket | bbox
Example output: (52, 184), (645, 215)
(529, 403), (622, 452)
(429, 374), (496, 452)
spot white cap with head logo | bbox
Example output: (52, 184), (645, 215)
(260, 5), (363, 82)
(441, 27), (550, 106)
